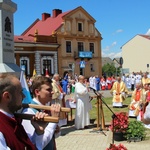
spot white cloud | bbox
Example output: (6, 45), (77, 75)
(116, 29), (123, 33)
(112, 29), (123, 35)
(103, 46), (110, 51)
(102, 41), (117, 51)
(102, 51), (122, 59)
(112, 41), (117, 46)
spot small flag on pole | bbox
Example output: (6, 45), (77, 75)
(45, 68), (49, 77)
(32, 68), (36, 77)
(20, 71), (32, 104)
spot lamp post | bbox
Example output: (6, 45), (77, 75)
(115, 64), (117, 76)
(72, 63), (75, 78)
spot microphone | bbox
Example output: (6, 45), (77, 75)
(89, 87), (104, 98)
(89, 87), (96, 93)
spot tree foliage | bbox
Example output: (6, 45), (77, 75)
(102, 63), (120, 76)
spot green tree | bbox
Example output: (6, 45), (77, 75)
(102, 63), (120, 76)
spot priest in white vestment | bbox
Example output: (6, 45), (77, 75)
(74, 75), (92, 130)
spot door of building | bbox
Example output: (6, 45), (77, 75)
(43, 59), (51, 76)
(21, 59), (28, 75)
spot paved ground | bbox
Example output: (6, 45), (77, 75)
(55, 90), (150, 150)
(56, 124), (150, 150)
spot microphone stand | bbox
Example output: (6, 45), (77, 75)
(90, 88), (107, 136)
(90, 87), (118, 144)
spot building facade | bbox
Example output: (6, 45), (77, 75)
(121, 34), (150, 73)
(14, 6), (102, 78)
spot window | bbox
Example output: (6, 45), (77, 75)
(21, 60), (28, 75)
(20, 57), (30, 76)
(66, 41), (71, 53)
(41, 56), (53, 75)
(68, 64), (72, 69)
(90, 64), (95, 72)
(66, 21), (71, 31)
(89, 43), (94, 53)
(78, 22), (83, 31)
(43, 59), (51, 75)
(78, 42), (84, 52)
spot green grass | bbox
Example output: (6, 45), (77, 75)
(69, 96), (133, 123)
(89, 97), (132, 123)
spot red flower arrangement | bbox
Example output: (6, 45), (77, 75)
(109, 112), (128, 133)
(106, 143), (127, 150)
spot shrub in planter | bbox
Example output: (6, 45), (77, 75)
(109, 112), (128, 141)
(125, 120), (146, 142)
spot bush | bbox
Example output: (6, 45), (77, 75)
(125, 120), (146, 141)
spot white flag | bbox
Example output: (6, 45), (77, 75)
(20, 71), (32, 104)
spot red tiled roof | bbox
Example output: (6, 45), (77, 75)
(21, 11), (71, 37)
(139, 34), (150, 40)
(14, 35), (34, 42)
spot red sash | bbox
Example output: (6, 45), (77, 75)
(57, 84), (63, 93)
(135, 90), (140, 101)
(146, 91), (150, 102)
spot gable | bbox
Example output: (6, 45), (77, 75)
(121, 34), (150, 49)
(63, 6), (96, 23)
(122, 34), (150, 53)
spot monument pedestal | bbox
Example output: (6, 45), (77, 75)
(0, 63), (21, 76)
(0, 0), (21, 77)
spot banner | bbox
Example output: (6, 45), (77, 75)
(20, 71), (32, 104)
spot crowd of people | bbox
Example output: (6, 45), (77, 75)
(1, 71), (150, 149)
(109, 71), (150, 128)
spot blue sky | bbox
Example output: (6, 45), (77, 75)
(13, 0), (150, 59)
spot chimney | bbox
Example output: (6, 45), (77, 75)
(52, 9), (62, 18)
(42, 13), (51, 21)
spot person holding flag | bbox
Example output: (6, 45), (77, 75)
(22, 75), (61, 150)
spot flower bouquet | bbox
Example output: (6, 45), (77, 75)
(109, 112), (128, 133)
(106, 143), (127, 150)
(109, 112), (128, 141)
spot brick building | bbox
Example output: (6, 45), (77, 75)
(14, 6), (102, 78)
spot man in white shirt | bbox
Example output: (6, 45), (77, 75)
(121, 74), (126, 83)
(22, 76), (60, 150)
(131, 76), (136, 91)
(135, 72), (142, 84)
(125, 75), (131, 90)
(89, 75), (93, 89)
(92, 76), (97, 90)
